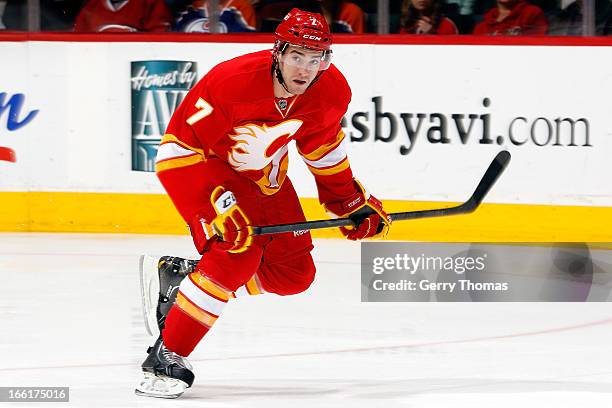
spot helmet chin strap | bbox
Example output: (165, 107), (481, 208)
(274, 63), (293, 95)
(271, 42), (293, 96)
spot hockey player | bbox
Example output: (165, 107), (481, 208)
(135, 8), (391, 398)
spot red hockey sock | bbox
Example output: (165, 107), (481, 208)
(162, 272), (230, 357)
(162, 306), (210, 357)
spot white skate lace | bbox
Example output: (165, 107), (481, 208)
(162, 347), (193, 370)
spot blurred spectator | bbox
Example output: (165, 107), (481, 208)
(74, 0), (172, 32)
(257, 0), (365, 33)
(399, 0), (459, 33)
(174, 0), (256, 32)
(320, 0), (366, 33)
(255, 0), (291, 31)
(0, 0), (6, 29)
(473, 0), (548, 34)
(548, 0), (612, 35)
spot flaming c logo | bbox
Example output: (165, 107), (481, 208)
(227, 120), (303, 172)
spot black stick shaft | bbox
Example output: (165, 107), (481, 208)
(251, 203), (469, 235)
(251, 151), (511, 236)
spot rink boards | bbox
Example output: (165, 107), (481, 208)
(0, 35), (611, 241)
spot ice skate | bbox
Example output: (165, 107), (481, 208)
(139, 255), (197, 336)
(135, 336), (195, 399)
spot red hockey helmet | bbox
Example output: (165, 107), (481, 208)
(274, 8), (332, 52)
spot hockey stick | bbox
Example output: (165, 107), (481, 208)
(251, 150), (511, 236)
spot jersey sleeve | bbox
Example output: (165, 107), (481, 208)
(522, 6), (548, 35)
(297, 68), (359, 205)
(298, 123), (357, 205)
(437, 17), (459, 34)
(155, 74), (230, 224)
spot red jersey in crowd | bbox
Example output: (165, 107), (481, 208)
(473, 1), (548, 35)
(155, 50), (356, 224)
(399, 17), (459, 34)
(74, 0), (172, 32)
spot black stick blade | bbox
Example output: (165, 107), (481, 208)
(466, 150), (511, 209)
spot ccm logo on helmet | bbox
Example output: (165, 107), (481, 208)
(303, 35), (322, 40)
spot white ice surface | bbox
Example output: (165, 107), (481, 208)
(0, 233), (611, 407)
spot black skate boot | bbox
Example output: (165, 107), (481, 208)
(134, 336), (195, 398)
(139, 255), (198, 336)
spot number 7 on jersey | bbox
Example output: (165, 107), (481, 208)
(186, 98), (213, 125)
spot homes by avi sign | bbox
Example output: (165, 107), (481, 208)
(131, 61), (198, 172)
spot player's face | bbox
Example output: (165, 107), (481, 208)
(278, 46), (324, 95)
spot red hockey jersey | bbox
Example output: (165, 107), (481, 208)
(473, 1), (548, 35)
(74, 0), (172, 32)
(155, 50), (356, 224)
(399, 17), (459, 34)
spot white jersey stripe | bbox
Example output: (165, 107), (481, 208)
(156, 142), (198, 163)
(301, 142), (347, 169)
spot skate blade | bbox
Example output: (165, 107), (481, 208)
(139, 255), (160, 337)
(134, 372), (187, 399)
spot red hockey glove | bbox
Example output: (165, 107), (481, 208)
(188, 186), (252, 254)
(324, 180), (391, 240)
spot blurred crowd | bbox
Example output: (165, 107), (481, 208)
(0, 0), (610, 35)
